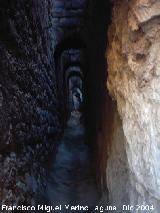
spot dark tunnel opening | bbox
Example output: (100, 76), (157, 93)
(37, 0), (113, 207)
(38, 1), (113, 207)
(53, 35), (87, 128)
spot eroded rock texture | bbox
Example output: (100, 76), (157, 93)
(0, 0), (89, 207)
(0, 0), (62, 206)
(107, 0), (160, 210)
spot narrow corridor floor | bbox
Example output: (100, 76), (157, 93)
(42, 111), (99, 212)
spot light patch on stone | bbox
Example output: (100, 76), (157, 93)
(107, 0), (160, 210)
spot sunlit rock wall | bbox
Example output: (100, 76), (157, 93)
(106, 0), (160, 211)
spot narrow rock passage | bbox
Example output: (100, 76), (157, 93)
(43, 111), (99, 211)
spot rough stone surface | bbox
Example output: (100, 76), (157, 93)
(0, 0), (63, 206)
(0, 0), (88, 206)
(107, 0), (160, 211)
(106, 109), (130, 210)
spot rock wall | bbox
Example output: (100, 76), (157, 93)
(106, 108), (130, 210)
(0, 0), (63, 206)
(106, 0), (160, 211)
(0, 0), (88, 206)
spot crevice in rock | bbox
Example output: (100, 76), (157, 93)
(2, 0), (159, 211)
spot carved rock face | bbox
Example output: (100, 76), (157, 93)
(106, 0), (160, 210)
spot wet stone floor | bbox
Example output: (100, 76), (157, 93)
(39, 111), (99, 212)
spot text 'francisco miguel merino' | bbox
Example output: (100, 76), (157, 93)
(1, 204), (89, 212)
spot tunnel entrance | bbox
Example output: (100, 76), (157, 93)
(53, 35), (86, 125)
(39, 34), (101, 208)
(38, 0), (113, 210)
